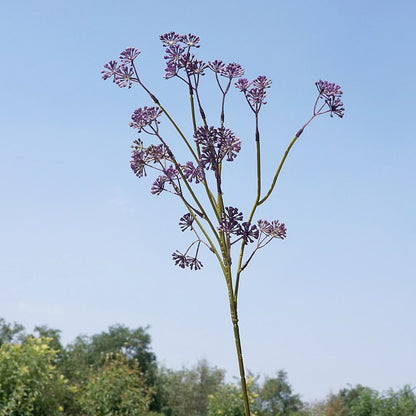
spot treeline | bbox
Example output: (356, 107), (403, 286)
(0, 318), (415, 415)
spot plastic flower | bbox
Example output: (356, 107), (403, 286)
(119, 47), (140, 63)
(130, 149), (147, 178)
(160, 32), (183, 47)
(315, 80), (345, 118)
(236, 75), (272, 111)
(234, 78), (250, 92)
(185, 58), (207, 76)
(130, 106), (162, 132)
(151, 176), (166, 195)
(164, 61), (178, 79)
(179, 213), (194, 231)
(220, 62), (245, 78)
(114, 65), (135, 88)
(209, 61), (244, 78)
(171, 251), (202, 270)
(183, 161), (205, 183)
(101, 60), (119, 80)
(188, 257), (203, 270)
(163, 44), (187, 78)
(194, 126), (241, 171)
(172, 251), (189, 268)
(258, 220), (287, 239)
(208, 60), (225, 73)
(217, 127), (241, 162)
(181, 33), (200, 48)
(164, 44), (186, 65)
(237, 222), (259, 244)
(146, 144), (169, 163)
(219, 207), (244, 235)
(163, 165), (179, 181)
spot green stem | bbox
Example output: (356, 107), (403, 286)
(189, 85), (198, 133)
(250, 115), (262, 221)
(258, 134), (298, 206)
(235, 116), (261, 299)
(259, 114), (316, 206)
(224, 266), (251, 416)
(158, 103), (199, 163)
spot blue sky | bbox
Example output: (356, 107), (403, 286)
(1, 0), (415, 401)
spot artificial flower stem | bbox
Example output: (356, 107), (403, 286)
(235, 119), (262, 299)
(258, 134), (299, 206)
(259, 114), (317, 206)
(189, 86), (198, 134)
(158, 103), (199, 162)
(225, 266), (251, 416)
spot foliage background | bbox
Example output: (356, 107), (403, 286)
(1, 322), (415, 415)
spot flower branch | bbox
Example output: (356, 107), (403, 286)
(102, 32), (344, 416)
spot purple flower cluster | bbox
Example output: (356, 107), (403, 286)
(160, 32), (200, 48)
(130, 148), (147, 178)
(150, 165), (179, 195)
(315, 80), (345, 118)
(257, 219), (287, 240)
(130, 140), (170, 178)
(119, 47), (140, 63)
(238, 222), (260, 244)
(179, 213), (194, 231)
(160, 32), (247, 87)
(102, 32), (344, 276)
(208, 60), (245, 79)
(130, 106), (163, 133)
(182, 161), (205, 183)
(101, 47), (140, 88)
(235, 75), (272, 112)
(160, 32), (207, 79)
(219, 207), (243, 234)
(193, 126), (241, 171)
(219, 207), (259, 245)
(172, 251), (203, 270)
(172, 214), (204, 270)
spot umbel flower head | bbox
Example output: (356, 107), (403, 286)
(193, 126), (242, 171)
(172, 251), (203, 270)
(235, 75), (272, 113)
(218, 207), (260, 245)
(315, 80), (345, 118)
(119, 47), (141, 63)
(159, 32), (204, 80)
(258, 219), (287, 239)
(209, 60), (245, 79)
(129, 106), (163, 133)
(101, 48), (140, 89)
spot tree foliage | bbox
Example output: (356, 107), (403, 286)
(323, 384), (416, 416)
(207, 376), (260, 416)
(59, 323), (159, 412)
(258, 370), (302, 416)
(159, 359), (225, 416)
(0, 336), (67, 415)
(1, 318), (415, 416)
(0, 318), (25, 346)
(63, 323), (156, 376)
(77, 352), (153, 416)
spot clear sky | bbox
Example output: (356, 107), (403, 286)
(1, 0), (415, 402)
